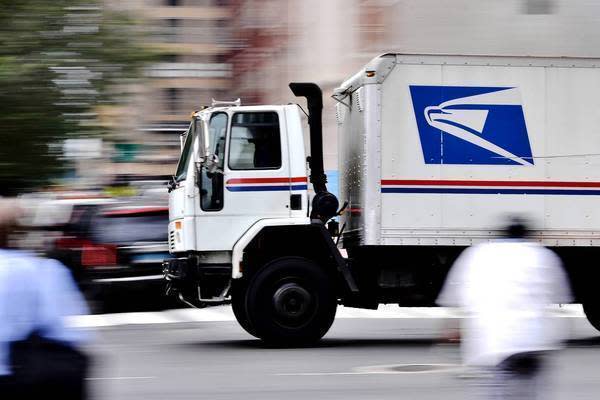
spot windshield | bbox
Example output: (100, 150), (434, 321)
(174, 123), (194, 182)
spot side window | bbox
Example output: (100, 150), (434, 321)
(229, 112), (281, 170)
(207, 112), (227, 169)
(201, 112), (228, 211)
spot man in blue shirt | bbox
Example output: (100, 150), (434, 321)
(0, 200), (89, 397)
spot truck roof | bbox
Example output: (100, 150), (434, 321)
(192, 104), (295, 118)
(334, 53), (600, 99)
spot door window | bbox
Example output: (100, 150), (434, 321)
(200, 112), (228, 211)
(229, 112), (281, 170)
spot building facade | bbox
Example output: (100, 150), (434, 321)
(103, 0), (600, 179)
(232, 0), (600, 173)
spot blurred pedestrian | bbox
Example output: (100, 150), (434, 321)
(0, 199), (90, 399)
(437, 218), (572, 399)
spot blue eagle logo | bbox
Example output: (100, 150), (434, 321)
(409, 86), (534, 165)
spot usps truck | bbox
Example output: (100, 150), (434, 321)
(164, 53), (600, 345)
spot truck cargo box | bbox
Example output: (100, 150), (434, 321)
(335, 53), (600, 247)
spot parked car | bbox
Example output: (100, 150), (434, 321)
(50, 204), (172, 311)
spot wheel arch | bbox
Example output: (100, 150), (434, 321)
(233, 221), (358, 296)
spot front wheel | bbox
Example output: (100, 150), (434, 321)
(231, 280), (258, 338)
(245, 257), (337, 346)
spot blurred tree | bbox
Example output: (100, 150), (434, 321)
(0, 1), (153, 195)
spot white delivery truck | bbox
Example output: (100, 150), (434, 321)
(164, 53), (600, 345)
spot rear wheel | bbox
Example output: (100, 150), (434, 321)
(245, 257), (337, 346)
(583, 300), (600, 331)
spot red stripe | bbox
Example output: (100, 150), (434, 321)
(381, 179), (600, 188)
(226, 177), (307, 184)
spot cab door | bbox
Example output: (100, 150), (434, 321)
(199, 108), (298, 250)
(192, 112), (227, 251)
(222, 109), (296, 245)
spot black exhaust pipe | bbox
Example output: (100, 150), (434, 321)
(289, 82), (327, 193)
(289, 82), (338, 221)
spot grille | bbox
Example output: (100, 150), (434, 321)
(169, 230), (176, 251)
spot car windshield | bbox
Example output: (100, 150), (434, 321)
(174, 123), (194, 182)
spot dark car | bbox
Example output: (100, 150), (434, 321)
(50, 204), (172, 311)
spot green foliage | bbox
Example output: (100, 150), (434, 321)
(0, 0), (154, 194)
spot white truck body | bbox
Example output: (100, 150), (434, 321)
(165, 54), (600, 344)
(336, 54), (600, 247)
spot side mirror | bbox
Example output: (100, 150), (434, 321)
(179, 132), (186, 151)
(205, 154), (223, 175)
(194, 155), (222, 188)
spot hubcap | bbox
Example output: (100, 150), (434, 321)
(272, 282), (313, 324)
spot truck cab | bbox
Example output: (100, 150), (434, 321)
(168, 104), (309, 259)
(164, 87), (354, 345)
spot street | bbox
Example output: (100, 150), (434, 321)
(80, 305), (600, 400)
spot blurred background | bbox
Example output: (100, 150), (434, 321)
(6, 0), (600, 198)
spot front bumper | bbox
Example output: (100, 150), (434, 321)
(163, 256), (232, 305)
(163, 257), (193, 281)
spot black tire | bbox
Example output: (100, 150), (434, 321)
(245, 257), (337, 346)
(583, 301), (600, 332)
(231, 280), (258, 337)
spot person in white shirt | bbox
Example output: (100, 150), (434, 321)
(0, 200), (89, 398)
(437, 219), (572, 399)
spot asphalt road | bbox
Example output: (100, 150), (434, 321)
(84, 309), (600, 400)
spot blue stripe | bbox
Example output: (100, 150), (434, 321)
(381, 188), (600, 195)
(227, 185), (308, 192)
(291, 185), (308, 191)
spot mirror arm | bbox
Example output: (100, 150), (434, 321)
(194, 161), (203, 188)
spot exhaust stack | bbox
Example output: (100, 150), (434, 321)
(289, 82), (327, 193)
(289, 82), (338, 221)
